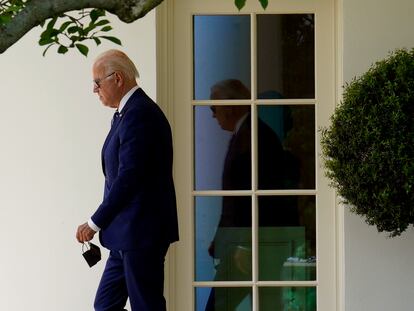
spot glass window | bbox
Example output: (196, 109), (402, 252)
(258, 105), (315, 189)
(194, 105), (252, 191)
(194, 15), (251, 100)
(257, 14), (315, 99)
(259, 287), (316, 311)
(258, 196), (316, 281)
(196, 287), (252, 311)
(195, 196), (252, 282)
(192, 12), (320, 311)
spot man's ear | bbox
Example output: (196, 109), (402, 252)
(114, 72), (123, 86)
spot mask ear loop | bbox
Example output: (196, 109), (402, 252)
(82, 242), (91, 253)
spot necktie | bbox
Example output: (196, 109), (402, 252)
(111, 110), (120, 127)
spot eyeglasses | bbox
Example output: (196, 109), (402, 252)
(93, 72), (115, 89)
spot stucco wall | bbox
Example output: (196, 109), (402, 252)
(343, 0), (414, 310)
(0, 12), (156, 311)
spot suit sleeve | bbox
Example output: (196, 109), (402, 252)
(91, 106), (153, 229)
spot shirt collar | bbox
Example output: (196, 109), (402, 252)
(118, 85), (139, 113)
(234, 113), (249, 134)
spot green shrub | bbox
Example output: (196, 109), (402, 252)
(321, 48), (414, 236)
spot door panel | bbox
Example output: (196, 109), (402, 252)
(172, 1), (336, 310)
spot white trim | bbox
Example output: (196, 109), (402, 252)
(334, 0), (345, 311)
(193, 99), (317, 105)
(156, 0), (174, 118)
(156, 1), (176, 311)
(193, 281), (318, 287)
(193, 190), (318, 196)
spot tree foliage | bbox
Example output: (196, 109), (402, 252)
(38, 9), (122, 56)
(0, 0), (164, 55)
(235, 0), (268, 10)
(321, 49), (414, 236)
(0, 0), (270, 56)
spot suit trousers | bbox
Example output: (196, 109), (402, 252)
(94, 244), (169, 311)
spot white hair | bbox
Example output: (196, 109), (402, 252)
(94, 49), (139, 81)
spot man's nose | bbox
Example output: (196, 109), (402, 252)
(210, 106), (217, 118)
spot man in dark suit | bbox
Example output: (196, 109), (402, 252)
(206, 79), (299, 311)
(76, 49), (179, 311)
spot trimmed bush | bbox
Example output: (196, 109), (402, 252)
(321, 48), (414, 236)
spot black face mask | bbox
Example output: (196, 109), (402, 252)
(82, 242), (101, 267)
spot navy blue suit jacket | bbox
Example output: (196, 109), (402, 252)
(91, 88), (179, 251)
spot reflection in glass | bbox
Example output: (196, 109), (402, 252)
(195, 195), (252, 311)
(194, 103), (252, 190)
(258, 105), (315, 189)
(259, 287), (316, 311)
(195, 196), (252, 282)
(257, 14), (315, 99)
(197, 287), (252, 311)
(194, 15), (251, 100)
(258, 196), (316, 281)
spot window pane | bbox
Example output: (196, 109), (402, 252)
(258, 105), (315, 189)
(197, 287), (252, 311)
(194, 15), (251, 100)
(259, 287), (316, 311)
(258, 196), (316, 281)
(195, 196), (252, 282)
(257, 14), (315, 99)
(194, 105), (252, 191)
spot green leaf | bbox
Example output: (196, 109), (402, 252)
(59, 21), (72, 32)
(57, 45), (69, 54)
(5, 3), (24, 14)
(40, 28), (51, 39)
(40, 28), (60, 40)
(46, 17), (57, 30)
(100, 26), (113, 32)
(75, 43), (89, 56)
(69, 35), (79, 42)
(259, 0), (268, 9)
(49, 29), (60, 37)
(39, 37), (55, 46)
(93, 37), (102, 46)
(67, 26), (80, 34)
(235, 0), (246, 10)
(94, 19), (110, 27)
(0, 14), (12, 25)
(90, 9), (105, 23)
(84, 25), (96, 34)
(77, 28), (86, 36)
(100, 36), (122, 45)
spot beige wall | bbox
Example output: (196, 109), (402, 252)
(0, 12), (156, 310)
(343, 0), (414, 310)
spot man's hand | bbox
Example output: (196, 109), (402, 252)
(233, 246), (252, 275)
(76, 222), (97, 243)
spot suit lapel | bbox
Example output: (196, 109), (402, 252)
(101, 88), (146, 176)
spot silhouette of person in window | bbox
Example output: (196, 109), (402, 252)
(205, 79), (300, 311)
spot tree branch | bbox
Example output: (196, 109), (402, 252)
(0, 0), (164, 53)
